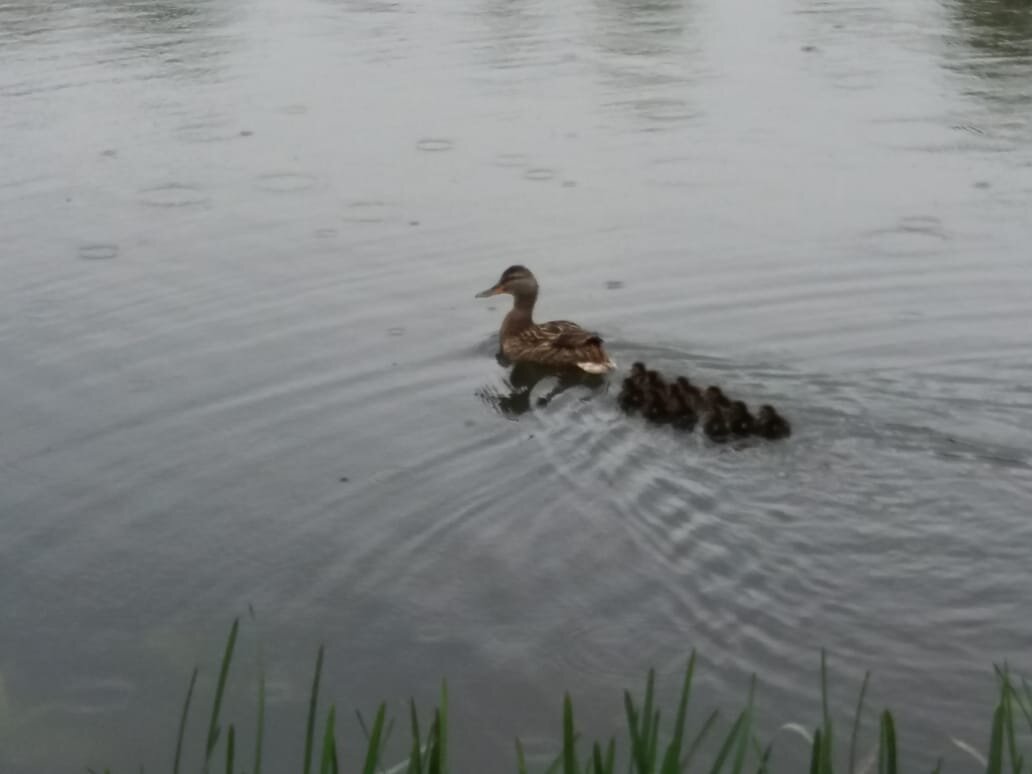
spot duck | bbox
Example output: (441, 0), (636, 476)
(755, 405), (791, 440)
(726, 401), (755, 436)
(476, 266), (616, 373)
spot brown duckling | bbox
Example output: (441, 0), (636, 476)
(703, 385), (731, 409)
(628, 361), (648, 385)
(702, 405), (730, 442)
(727, 400), (755, 436)
(617, 383), (644, 413)
(676, 377), (704, 412)
(645, 369), (667, 396)
(755, 404), (791, 440)
(667, 383), (698, 430)
(642, 389), (671, 423)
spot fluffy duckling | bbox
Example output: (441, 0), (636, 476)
(618, 383), (644, 412)
(627, 362), (648, 388)
(755, 405), (791, 440)
(673, 377), (703, 411)
(702, 405), (730, 442)
(703, 385), (731, 409)
(727, 400), (755, 436)
(667, 383), (698, 430)
(643, 389), (671, 423)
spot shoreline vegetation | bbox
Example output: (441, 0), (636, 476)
(90, 617), (1028, 774)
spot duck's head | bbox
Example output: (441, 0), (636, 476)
(476, 265), (539, 299)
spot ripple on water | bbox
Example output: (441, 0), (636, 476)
(416, 137), (454, 152)
(341, 200), (390, 223)
(137, 183), (210, 209)
(176, 118), (244, 144)
(863, 214), (950, 257)
(77, 243), (119, 261)
(523, 167), (556, 181)
(253, 172), (321, 193)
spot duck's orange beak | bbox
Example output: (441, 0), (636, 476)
(475, 284), (504, 298)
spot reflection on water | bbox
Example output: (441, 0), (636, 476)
(946, 0), (1032, 111)
(477, 360), (608, 418)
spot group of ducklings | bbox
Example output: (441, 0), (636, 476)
(617, 362), (791, 442)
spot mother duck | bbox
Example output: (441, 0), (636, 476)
(476, 265), (616, 374)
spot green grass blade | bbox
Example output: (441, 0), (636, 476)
(173, 668), (199, 774)
(320, 705), (337, 774)
(439, 681), (449, 774)
(225, 724), (235, 774)
(593, 742), (606, 774)
(205, 618), (240, 771)
(253, 663), (265, 774)
(848, 672), (870, 774)
(516, 738), (528, 774)
(878, 711), (897, 774)
(1000, 669), (1023, 774)
(624, 691), (648, 774)
(661, 654), (697, 774)
(819, 654), (832, 774)
(683, 709), (720, 771)
(987, 704), (1005, 774)
(563, 693), (579, 774)
(754, 738), (774, 774)
(408, 700), (424, 774)
(730, 679), (755, 774)
(303, 645), (325, 774)
(929, 757), (943, 774)
(605, 738), (616, 774)
(361, 703), (388, 774)
(708, 711), (746, 774)
(647, 709), (661, 771)
(809, 729), (822, 774)
(641, 670), (656, 759)
(427, 712), (441, 774)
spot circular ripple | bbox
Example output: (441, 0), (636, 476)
(416, 137), (453, 152)
(524, 167), (556, 181)
(138, 183), (210, 209)
(176, 119), (241, 144)
(254, 173), (320, 193)
(342, 200), (390, 223)
(281, 104), (308, 115)
(78, 243), (119, 261)
(314, 227), (339, 239)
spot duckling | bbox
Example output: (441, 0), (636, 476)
(755, 405), (791, 440)
(645, 369), (667, 396)
(643, 389), (671, 423)
(703, 385), (731, 409)
(727, 400), (755, 436)
(703, 405), (730, 442)
(667, 383), (698, 430)
(628, 361), (648, 386)
(676, 377), (704, 412)
(617, 382), (644, 413)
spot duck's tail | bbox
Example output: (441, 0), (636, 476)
(578, 356), (616, 374)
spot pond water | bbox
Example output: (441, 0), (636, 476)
(1, 0), (1031, 771)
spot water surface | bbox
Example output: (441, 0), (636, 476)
(1, 0), (1031, 771)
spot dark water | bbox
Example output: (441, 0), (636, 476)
(2, 0), (1032, 770)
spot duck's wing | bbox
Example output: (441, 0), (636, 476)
(536, 320), (604, 348)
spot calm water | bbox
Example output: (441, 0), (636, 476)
(2, 0), (1031, 770)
